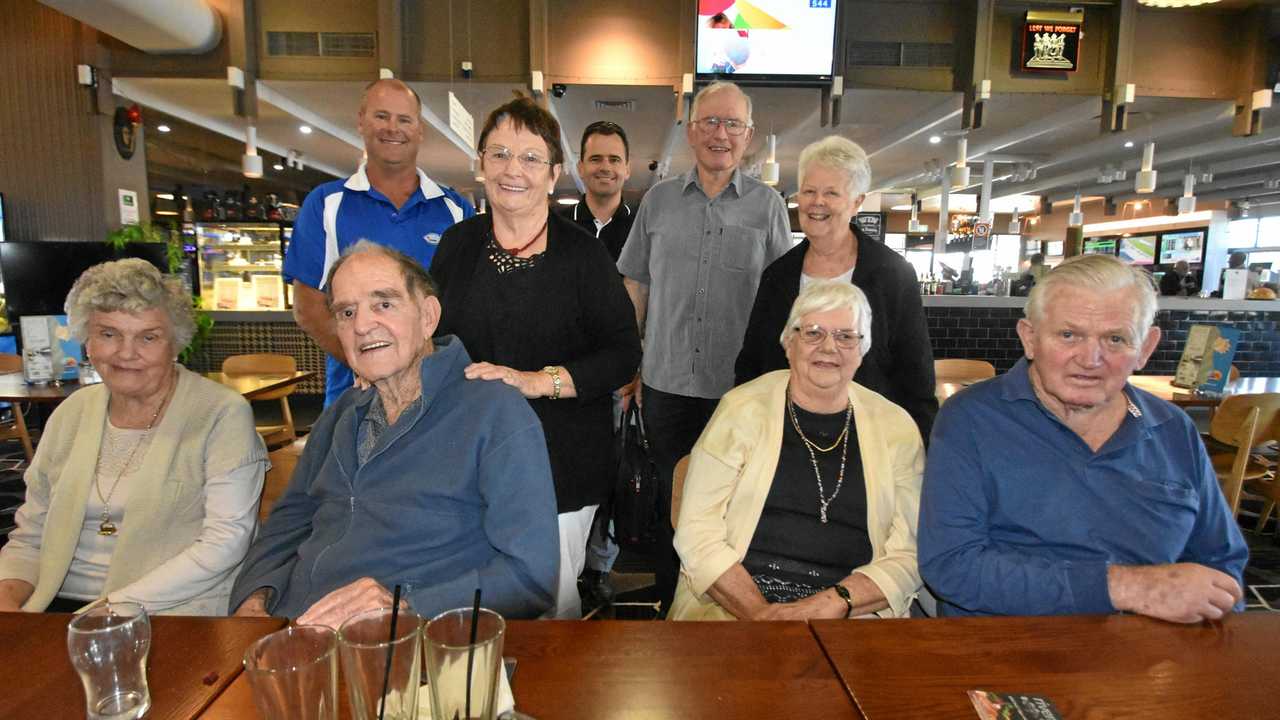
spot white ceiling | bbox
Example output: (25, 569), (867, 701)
(112, 76), (1280, 211)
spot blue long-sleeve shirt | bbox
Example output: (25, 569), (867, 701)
(230, 336), (559, 619)
(918, 358), (1248, 617)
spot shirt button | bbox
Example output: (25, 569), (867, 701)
(697, 289), (705, 295)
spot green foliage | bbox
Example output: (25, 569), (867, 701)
(105, 223), (214, 364)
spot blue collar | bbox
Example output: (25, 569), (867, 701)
(344, 163), (444, 211)
(1001, 357), (1178, 432)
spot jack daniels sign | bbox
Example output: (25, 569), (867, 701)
(1020, 10), (1082, 73)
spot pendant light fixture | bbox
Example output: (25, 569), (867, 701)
(1135, 141), (1157, 193)
(952, 137), (970, 188)
(1178, 173), (1196, 214)
(761, 134), (780, 186)
(1008, 209), (1022, 235)
(1068, 191), (1084, 227)
(908, 195), (928, 234)
(242, 125), (263, 178)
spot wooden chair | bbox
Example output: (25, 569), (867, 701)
(671, 454), (690, 529)
(934, 359), (996, 382)
(1216, 407), (1260, 517)
(223, 354), (298, 451)
(0, 354), (34, 462)
(259, 438), (305, 522)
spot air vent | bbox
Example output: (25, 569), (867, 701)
(848, 41), (953, 68)
(266, 31), (375, 58)
(593, 100), (636, 112)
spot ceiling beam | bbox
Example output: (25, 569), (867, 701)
(864, 96), (963, 159)
(1046, 150), (1280, 203)
(254, 81), (362, 150)
(112, 77), (350, 179)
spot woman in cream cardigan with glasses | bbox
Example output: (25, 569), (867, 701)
(0, 259), (266, 615)
(670, 281), (925, 621)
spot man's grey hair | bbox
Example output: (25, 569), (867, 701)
(797, 135), (871, 198)
(64, 258), (195, 349)
(781, 280), (873, 358)
(322, 240), (437, 310)
(691, 81), (753, 126)
(1025, 254), (1158, 339)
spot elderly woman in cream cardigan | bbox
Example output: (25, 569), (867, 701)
(0, 259), (266, 615)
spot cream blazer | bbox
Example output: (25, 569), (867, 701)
(669, 370), (925, 620)
(0, 366), (266, 615)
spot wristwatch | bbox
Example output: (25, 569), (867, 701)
(542, 366), (562, 400)
(830, 583), (854, 618)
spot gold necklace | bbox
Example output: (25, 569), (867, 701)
(786, 391), (854, 524)
(93, 371), (172, 536)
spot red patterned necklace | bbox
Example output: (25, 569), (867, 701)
(498, 217), (549, 257)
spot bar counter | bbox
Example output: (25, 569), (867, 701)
(925, 295), (1280, 376)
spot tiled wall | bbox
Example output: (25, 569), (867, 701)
(927, 307), (1280, 376)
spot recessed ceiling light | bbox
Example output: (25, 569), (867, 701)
(273, 163), (285, 171)
(928, 135), (942, 144)
(556, 197), (579, 205)
(1124, 140), (1134, 148)
(299, 125), (313, 134)
(156, 124), (171, 133)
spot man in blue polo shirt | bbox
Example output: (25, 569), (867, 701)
(285, 78), (474, 405)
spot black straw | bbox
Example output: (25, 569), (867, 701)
(378, 584), (402, 720)
(465, 588), (481, 720)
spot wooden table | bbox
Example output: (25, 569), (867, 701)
(1128, 374), (1280, 407)
(813, 613), (1280, 719)
(0, 613), (284, 720)
(0, 370), (314, 404)
(203, 619), (859, 719)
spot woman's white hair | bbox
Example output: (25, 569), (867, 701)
(797, 135), (871, 198)
(65, 258), (194, 350)
(1025, 253), (1158, 338)
(781, 280), (873, 357)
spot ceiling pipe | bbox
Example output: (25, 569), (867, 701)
(39, 0), (221, 53)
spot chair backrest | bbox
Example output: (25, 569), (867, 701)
(671, 454), (691, 529)
(934, 359), (996, 382)
(1219, 407), (1261, 517)
(223, 353), (296, 375)
(223, 354), (298, 402)
(1209, 393), (1280, 450)
(0, 353), (22, 374)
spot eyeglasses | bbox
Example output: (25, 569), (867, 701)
(693, 116), (751, 136)
(481, 145), (554, 172)
(793, 324), (863, 349)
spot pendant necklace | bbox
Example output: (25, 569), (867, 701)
(500, 217), (549, 257)
(787, 390), (854, 524)
(94, 374), (171, 536)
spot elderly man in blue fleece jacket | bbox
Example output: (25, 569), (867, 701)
(231, 241), (558, 626)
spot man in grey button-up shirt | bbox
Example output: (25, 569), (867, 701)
(616, 81), (791, 614)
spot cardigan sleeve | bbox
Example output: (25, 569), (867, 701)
(851, 407), (924, 617)
(559, 237), (643, 399)
(884, 258), (938, 441)
(0, 463), (52, 587)
(672, 403), (754, 598)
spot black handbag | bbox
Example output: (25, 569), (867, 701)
(609, 404), (661, 549)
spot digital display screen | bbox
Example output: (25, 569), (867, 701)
(1119, 235), (1157, 265)
(1083, 238), (1117, 256)
(1047, 241), (1064, 256)
(1158, 230), (1205, 265)
(0, 242), (169, 316)
(696, 0), (838, 78)
(0, 193), (6, 243)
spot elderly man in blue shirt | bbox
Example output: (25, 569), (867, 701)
(919, 254), (1248, 623)
(232, 241), (558, 627)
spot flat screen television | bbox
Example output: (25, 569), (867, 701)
(0, 241), (169, 316)
(1046, 241), (1064, 256)
(1158, 229), (1206, 265)
(0, 193), (7, 243)
(695, 0), (839, 81)
(1083, 237), (1117, 256)
(1119, 234), (1157, 265)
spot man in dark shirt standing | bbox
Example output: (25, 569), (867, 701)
(558, 120), (634, 609)
(560, 121), (634, 261)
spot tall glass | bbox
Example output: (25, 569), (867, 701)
(423, 608), (506, 720)
(243, 625), (339, 720)
(66, 601), (152, 720)
(337, 607), (424, 720)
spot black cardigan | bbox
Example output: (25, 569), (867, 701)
(429, 211), (642, 512)
(734, 226), (938, 441)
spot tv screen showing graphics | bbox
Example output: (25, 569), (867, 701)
(1083, 237), (1117, 256)
(1119, 235), (1157, 266)
(0, 241), (168, 316)
(695, 0), (838, 80)
(1158, 229), (1206, 265)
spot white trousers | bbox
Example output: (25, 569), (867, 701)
(548, 504), (598, 619)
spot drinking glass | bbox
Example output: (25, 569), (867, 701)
(424, 608), (506, 720)
(66, 601), (151, 720)
(338, 607), (424, 720)
(243, 624), (339, 720)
